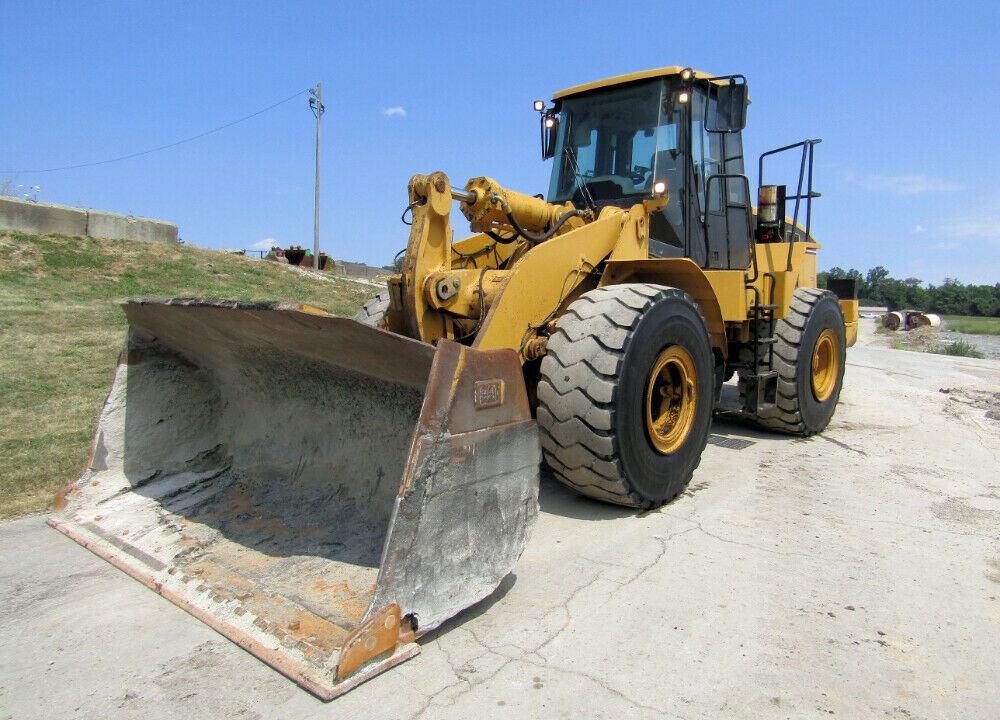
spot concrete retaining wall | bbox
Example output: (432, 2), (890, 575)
(337, 260), (389, 279)
(0, 197), (88, 236)
(0, 196), (177, 244)
(86, 210), (177, 244)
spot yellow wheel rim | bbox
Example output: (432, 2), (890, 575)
(811, 329), (839, 402)
(645, 346), (698, 455)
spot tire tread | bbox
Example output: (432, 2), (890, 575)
(537, 284), (710, 508)
(741, 288), (844, 435)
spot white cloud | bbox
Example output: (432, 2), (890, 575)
(944, 216), (1000, 241)
(844, 172), (962, 196)
(930, 241), (959, 251)
(251, 238), (277, 251)
(912, 225), (926, 234)
(930, 198), (1000, 243)
(382, 106), (407, 118)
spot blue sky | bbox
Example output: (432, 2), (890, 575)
(2, 1), (997, 285)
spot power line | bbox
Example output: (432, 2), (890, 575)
(2, 89), (307, 174)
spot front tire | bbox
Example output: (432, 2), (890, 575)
(537, 284), (714, 508)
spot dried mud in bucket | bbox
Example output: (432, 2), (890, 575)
(52, 299), (539, 699)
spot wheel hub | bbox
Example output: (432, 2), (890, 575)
(811, 329), (839, 402)
(645, 346), (698, 454)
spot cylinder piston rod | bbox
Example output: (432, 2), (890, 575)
(451, 186), (478, 204)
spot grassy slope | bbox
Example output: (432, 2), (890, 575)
(0, 232), (381, 518)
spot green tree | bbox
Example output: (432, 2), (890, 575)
(846, 269), (869, 302)
(899, 278), (927, 309)
(879, 278), (907, 310)
(968, 285), (1000, 317)
(929, 279), (971, 315)
(817, 267), (999, 315)
(865, 266), (891, 304)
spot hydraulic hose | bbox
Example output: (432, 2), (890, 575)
(489, 193), (587, 244)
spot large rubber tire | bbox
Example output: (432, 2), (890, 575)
(537, 284), (714, 509)
(353, 290), (390, 328)
(743, 287), (846, 436)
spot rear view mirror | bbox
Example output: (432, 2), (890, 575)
(710, 82), (748, 132)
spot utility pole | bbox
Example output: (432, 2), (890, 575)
(308, 84), (325, 270)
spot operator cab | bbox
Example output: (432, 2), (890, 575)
(542, 67), (752, 270)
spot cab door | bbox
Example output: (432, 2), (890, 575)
(693, 86), (753, 271)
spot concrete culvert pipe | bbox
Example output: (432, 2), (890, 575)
(907, 312), (941, 328)
(882, 312), (903, 331)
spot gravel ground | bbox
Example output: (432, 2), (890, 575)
(860, 317), (1000, 359)
(939, 329), (1000, 358)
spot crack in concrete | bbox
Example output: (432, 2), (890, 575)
(517, 655), (690, 719)
(410, 584), (691, 720)
(692, 520), (816, 557)
(955, 421), (1000, 455)
(407, 620), (543, 718)
(532, 570), (602, 658)
(406, 571), (607, 718)
(599, 524), (698, 599)
(865, 516), (998, 540)
(404, 651), (472, 720)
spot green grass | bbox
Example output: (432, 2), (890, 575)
(942, 315), (1000, 335)
(0, 232), (382, 519)
(934, 339), (986, 359)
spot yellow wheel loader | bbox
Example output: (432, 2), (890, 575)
(52, 67), (859, 699)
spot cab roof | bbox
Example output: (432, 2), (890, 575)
(553, 66), (718, 101)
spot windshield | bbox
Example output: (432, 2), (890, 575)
(547, 78), (685, 210)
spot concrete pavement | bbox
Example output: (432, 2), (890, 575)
(2, 332), (998, 719)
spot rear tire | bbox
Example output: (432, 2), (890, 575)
(354, 290), (390, 328)
(742, 287), (846, 435)
(537, 284), (714, 508)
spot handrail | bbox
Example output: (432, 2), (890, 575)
(757, 138), (822, 271)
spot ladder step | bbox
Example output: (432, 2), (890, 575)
(741, 371), (778, 415)
(757, 338), (777, 345)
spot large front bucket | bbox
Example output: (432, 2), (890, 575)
(50, 298), (539, 700)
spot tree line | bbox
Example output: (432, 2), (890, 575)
(818, 267), (1000, 316)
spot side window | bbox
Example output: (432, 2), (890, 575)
(706, 129), (724, 213)
(722, 132), (746, 205)
(630, 130), (657, 189)
(691, 91), (716, 213)
(575, 128), (597, 176)
(694, 90), (742, 214)
(556, 126), (597, 197)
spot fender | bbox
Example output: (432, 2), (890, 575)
(599, 258), (728, 360)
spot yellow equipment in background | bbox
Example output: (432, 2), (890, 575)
(53, 66), (857, 699)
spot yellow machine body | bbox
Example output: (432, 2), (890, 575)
(53, 66), (851, 701)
